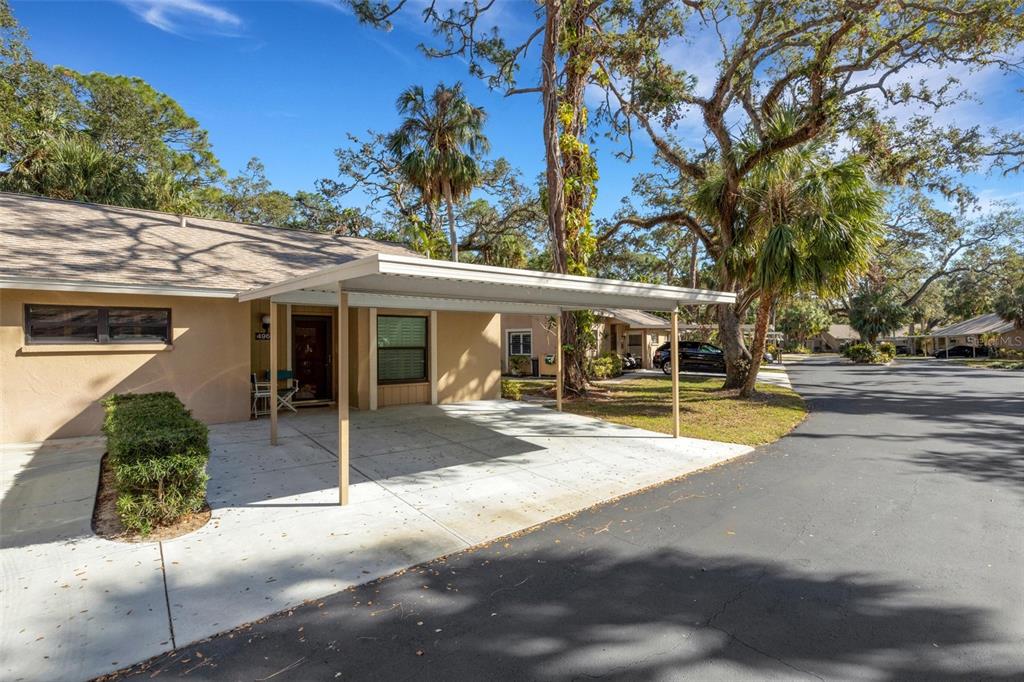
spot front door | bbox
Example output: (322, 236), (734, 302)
(628, 332), (643, 365)
(292, 315), (333, 402)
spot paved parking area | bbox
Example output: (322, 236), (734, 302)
(1, 400), (751, 681)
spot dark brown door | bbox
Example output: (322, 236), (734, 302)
(292, 315), (333, 402)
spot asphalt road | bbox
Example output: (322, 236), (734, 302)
(112, 358), (1024, 681)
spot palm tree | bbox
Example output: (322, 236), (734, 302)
(2, 133), (147, 207)
(387, 83), (489, 262)
(848, 283), (910, 344)
(703, 114), (885, 396)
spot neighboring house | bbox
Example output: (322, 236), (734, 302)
(500, 309), (670, 375)
(808, 324), (860, 352)
(597, 309), (671, 369)
(0, 193), (734, 449)
(809, 324), (924, 352)
(925, 313), (1021, 354)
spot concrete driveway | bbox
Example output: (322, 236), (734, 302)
(0, 400), (751, 682)
(108, 357), (1024, 681)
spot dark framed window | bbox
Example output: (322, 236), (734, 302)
(507, 330), (532, 357)
(377, 315), (427, 383)
(24, 305), (172, 345)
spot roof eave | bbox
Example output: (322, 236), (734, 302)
(236, 254), (737, 310)
(0, 276), (239, 299)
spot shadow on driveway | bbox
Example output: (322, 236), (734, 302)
(110, 542), (1012, 680)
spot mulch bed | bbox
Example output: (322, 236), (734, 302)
(92, 452), (211, 543)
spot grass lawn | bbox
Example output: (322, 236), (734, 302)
(950, 358), (1024, 370)
(504, 376), (807, 446)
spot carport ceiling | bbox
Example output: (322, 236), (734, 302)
(237, 254), (736, 314)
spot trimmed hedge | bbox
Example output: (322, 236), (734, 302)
(500, 379), (523, 401)
(102, 392), (209, 535)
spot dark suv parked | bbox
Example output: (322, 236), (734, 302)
(653, 341), (727, 374)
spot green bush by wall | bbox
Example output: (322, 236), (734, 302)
(589, 351), (623, 379)
(102, 392), (210, 535)
(500, 379), (523, 401)
(508, 354), (533, 377)
(993, 347), (1024, 360)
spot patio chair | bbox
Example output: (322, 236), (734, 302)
(276, 370), (299, 413)
(251, 373), (272, 418)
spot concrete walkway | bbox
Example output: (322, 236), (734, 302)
(0, 401), (751, 682)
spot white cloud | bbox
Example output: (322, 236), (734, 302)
(301, 0), (351, 13)
(119, 0), (243, 37)
(975, 187), (1024, 214)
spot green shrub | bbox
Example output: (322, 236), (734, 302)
(993, 347), (1024, 360)
(102, 392), (209, 535)
(500, 379), (523, 401)
(508, 354), (533, 377)
(843, 343), (893, 364)
(589, 351), (623, 380)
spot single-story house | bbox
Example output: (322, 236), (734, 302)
(0, 192), (736, 503)
(500, 309), (670, 375)
(808, 324), (860, 352)
(925, 313), (1022, 354)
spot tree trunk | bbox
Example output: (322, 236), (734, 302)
(688, 238), (698, 288)
(561, 311), (590, 396)
(546, 0), (595, 397)
(443, 183), (458, 262)
(541, 0), (566, 273)
(686, 237), (700, 322)
(718, 302), (751, 390)
(740, 293), (774, 398)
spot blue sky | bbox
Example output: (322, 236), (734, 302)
(12, 0), (1024, 220)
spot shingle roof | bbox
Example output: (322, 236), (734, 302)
(0, 192), (419, 293)
(819, 323), (857, 340)
(929, 313), (1015, 337)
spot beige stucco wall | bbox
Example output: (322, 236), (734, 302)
(0, 289), (507, 443)
(922, 330), (1024, 353)
(500, 314), (669, 372)
(251, 303), (498, 410)
(996, 330), (1024, 349)
(0, 289), (250, 443)
(500, 314), (559, 375)
(437, 311), (500, 403)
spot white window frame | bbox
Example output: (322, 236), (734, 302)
(507, 329), (533, 358)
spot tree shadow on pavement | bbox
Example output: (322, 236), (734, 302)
(111, 539), (1018, 681)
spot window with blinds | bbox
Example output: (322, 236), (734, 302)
(377, 315), (427, 383)
(507, 330), (532, 357)
(24, 305), (171, 344)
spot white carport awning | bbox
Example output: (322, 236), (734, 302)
(237, 253), (736, 313)
(248, 253), (736, 506)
